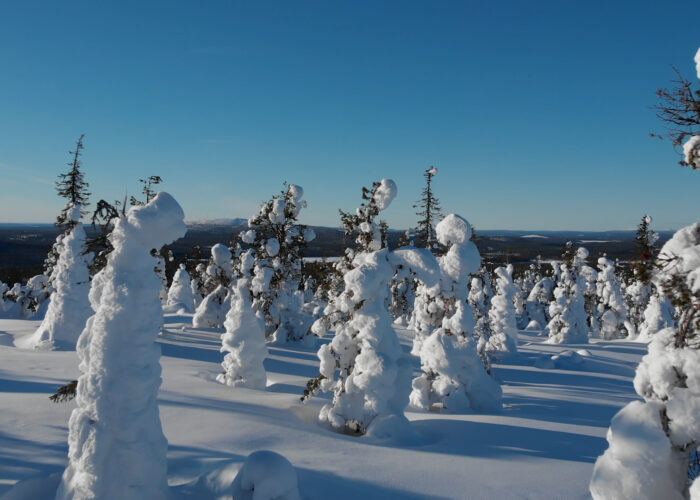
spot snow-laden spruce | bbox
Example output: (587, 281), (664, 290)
(595, 257), (632, 340)
(242, 184), (316, 344)
(193, 244), (234, 329)
(56, 192), (187, 500)
(217, 278), (268, 390)
(305, 179), (416, 438)
(637, 290), (675, 341)
(410, 214), (502, 412)
(682, 50), (700, 169)
(590, 223), (700, 500)
(28, 204), (92, 350)
(486, 266), (519, 354)
(525, 272), (555, 330)
(546, 248), (590, 344)
(165, 263), (196, 313)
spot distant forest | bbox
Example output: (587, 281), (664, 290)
(0, 222), (674, 285)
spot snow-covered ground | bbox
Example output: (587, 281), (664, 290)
(0, 315), (645, 499)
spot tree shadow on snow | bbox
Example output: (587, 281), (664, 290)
(411, 419), (605, 464)
(0, 376), (65, 395)
(0, 432), (66, 496)
(297, 466), (450, 500)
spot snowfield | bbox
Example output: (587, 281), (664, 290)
(0, 315), (644, 499)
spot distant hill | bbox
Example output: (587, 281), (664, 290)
(0, 221), (675, 284)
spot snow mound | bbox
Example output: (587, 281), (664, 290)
(590, 401), (684, 500)
(525, 320), (542, 331)
(535, 350), (586, 370)
(231, 451), (300, 500)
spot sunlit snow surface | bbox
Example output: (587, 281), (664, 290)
(0, 315), (644, 499)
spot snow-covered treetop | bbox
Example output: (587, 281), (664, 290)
(695, 47), (700, 79)
(655, 223), (700, 294)
(436, 214), (481, 291)
(574, 247), (589, 266)
(427, 166), (438, 176)
(683, 136), (700, 169)
(211, 243), (233, 271)
(372, 179), (398, 211)
(340, 179), (397, 253)
(121, 192), (186, 250)
(597, 256), (614, 270)
(389, 247), (440, 288)
(288, 184), (304, 204)
(67, 203), (82, 224)
(436, 213), (471, 246)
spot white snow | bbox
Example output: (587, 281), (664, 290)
(0, 319), (647, 500)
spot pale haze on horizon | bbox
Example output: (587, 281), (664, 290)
(0, 1), (698, 231)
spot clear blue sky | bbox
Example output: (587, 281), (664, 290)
(0, 1), (698, 230)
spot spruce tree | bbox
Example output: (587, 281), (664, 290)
(44, 135), (91, 279)
(55, 134), (90, 230)
(412, 166), (443, 250)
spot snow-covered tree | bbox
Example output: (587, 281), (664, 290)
(590, 222), (700, 499)
(468, 274), (494, 365)
(545, 247), (590, 344)
(190, 261), (207, 307)
(304, 179), (414, 438)
(526, 272), (555, 330)
(55, 192), (186, 500)
(410, 214), (502, 412)
(626, 215), (660, 335)
(389, 267), (416, 326)
(193, 244), (234, 329)
(217, 278), (268, 390)
(411, 166), (443, 250)
(242, 183), (316, 343)
(486, 266), (519, 354)
(166, 263), (195, 313)
(29, 204), (92, 349)
(45, 134), (91, 282)
(637, 289), (676, 341)
(595, 257), (632, 340)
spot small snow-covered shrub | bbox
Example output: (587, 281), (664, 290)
(217, 279), (268, 390)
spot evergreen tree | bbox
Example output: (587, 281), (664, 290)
(44, 135), (91, 280)
(241, 183), (316, 343)
(410, 214), (502, 413)
(412, 166), (443, 250)
(653, 60), (700, 169)
(626, 215), (660, 334)
(303, 179), (415, 438)
(55, 134), (90, 230)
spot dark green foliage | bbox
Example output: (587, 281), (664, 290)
(49, 380), (77, 403)
(300, 374), (325, 402)
(55, 134), (91, 230)
(633, 215), (659, 284)
(653, 68), (700, 169)
(339, 181), (388, 253)
(560, 241), (575, 268)
(131, 176), (163, 206)
(412, 166), (443, 250)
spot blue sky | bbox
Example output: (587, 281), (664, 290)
(0, 1), (698, 230)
